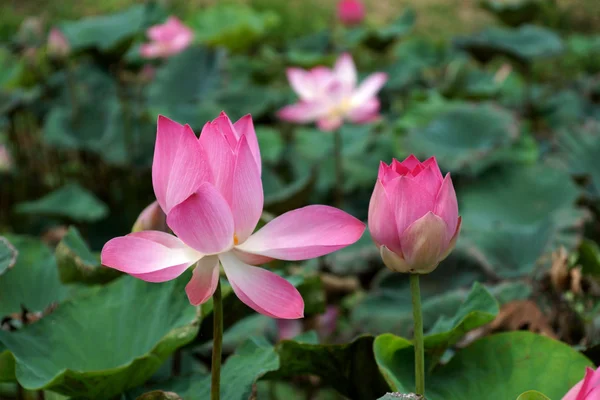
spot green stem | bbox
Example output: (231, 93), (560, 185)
(333, 128), (344, 208)
(211, 281), (223, 400)
(410, 274), (425, 396)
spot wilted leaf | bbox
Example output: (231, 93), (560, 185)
(0, 274), (199, 398)
(15, 183), (108, 222)
(55, 226), (121, 284)
(136, 390), (182, 400)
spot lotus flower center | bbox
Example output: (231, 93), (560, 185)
(233, 234), (239, 246)
(329, 98), (353, 119)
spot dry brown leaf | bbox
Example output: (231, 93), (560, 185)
(488, 300), (557, 339)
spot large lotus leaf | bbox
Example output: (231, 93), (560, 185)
(558, 125), (600, 199)
(0, 274), (199, 398)
(455, 25), (563, 65)
(344, 9), (416, 50)
(458, 163), (586, 278)
(196, 274), (324, 345)
(480, 0), (544, 26)
(517, 391), (551, 400)
(147, 47), (223, 128)
(59, 4), (157, 51)
(566, 35), (600, 74)
(0, 236), (17, 276)
(374, 331), (592, 399)
(0, 344), (15, 382)
(265, 335), (389, 400)
(285, 31), (333, 68)
(55, 226), (121, 284)
(15, 183), (108, 223)
(403, 103), (519, 175)
(185, 337), (279, 400)
(187, 5), (279, 52)
(0, 235), (68, 318)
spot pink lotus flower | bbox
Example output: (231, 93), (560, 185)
(278, 53), (387, 132)
(101, 112), (365, 319)
(47, 28), (70, 58)
(337, 0), (366, 26)
(563, 367), (600, 400)
(368, 155), (461, 274)
(140, 17), (193, 59)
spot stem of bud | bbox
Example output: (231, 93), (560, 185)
(211, 280), (223, 400)
(410, 274), (425, 396)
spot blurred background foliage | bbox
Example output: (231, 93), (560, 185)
(1, 0), (600, 399)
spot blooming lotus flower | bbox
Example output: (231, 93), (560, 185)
(278, 53), (387, 131)
(368, 155), (461, 274)
(101, 112), (365, 319)
(47, 28), (70, 58)
(337, 0), (366, 26)
(140, 17), (193, 59)
(563, 367), (600, 400)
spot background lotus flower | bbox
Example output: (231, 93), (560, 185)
(102, 112), (365, 319)
(278, 53), (387, 131)
(140, 16), (193, 59)
(0, 145), (12, 172)
(563, 367), (600, 400)
(47, 28), (70, 58)
(337, 0), (366, 26)
(368, 155), (461, 274)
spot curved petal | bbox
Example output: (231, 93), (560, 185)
(236, 205), (365, 260)
(233, 114), (261, 174)
(132, 201), (167, 233)
(400, 212), (448, 273)
(434, 173), (459, 239)
(167, 183), (235, 254)
(392, 175), (436, 236)
(368, 179), (401, 253)
(351, 72), (387, 107)
(439, 217), (461, 262)
(198, 121), (235, 203)
(278, 101), (326, 124)
(219, 252), (304, 319)
(232, 136), (264, 243)
(380, 245), (411, 274)
(399, 154), (422, 170)
(317, 116), (343, 132)
(140, 43), (163, 58)
(101, 231), (200, 275)
(185, 255), (220, 305)
(348, 98), (380, 124)
(212, 112), (238, 149)
(412, 164), (443, 201)
(334, 53), (357, 91)
(152, 115), (210, 213)
(422, 156), (443, 180)
(132, 263), (192, 283)
(232, 248), (274, 266)
(287, 68), (315, 101)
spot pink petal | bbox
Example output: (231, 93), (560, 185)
(278, 101), (326, 124)
(392, 175), (436, 236)
(317, 115), (344, 131)
(232, 248), (274, 265)
(334, 53), (357, 91)
(233, 114), (261, 174)
(236, 205), (365, 260)
(198, 121), (235, 204)
(101, 231), (200, 275)
(434, 173), (459, 240)
(219, 252), (304, 319)
(132, 201), (167, 233)
(380, 245), (412, 273)
(422, 156), (443, 180)
(140, 43), (164, 59)
(412, 164), (444, 201)
(352, 72), (387, 106)
(277, 319), (303, 340)
(167, 183), (235, 254)
(368, 179), (401, 253)
(185, 255), (220, 305)
(391, 158), (411, 175)
(348, 98), (380, 123)
(287, 68), (316, 101)
(231, 136), (264, 243)
(399, 154), (422, 170)
(132, 263), (192, 283)
(439, 217), (461, 262)
(152, 116), (210, 213)
(379, 161), (401, 184)
(212, 112), (239, 149)
(400, 212), (448, 273)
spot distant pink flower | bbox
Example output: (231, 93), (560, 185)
(139, 64), (156, 83)
(101, 112), (365, 319)
(563, 367), (600, 400)
(276, 305), (339, 340)
(140, 17), (193, 59)
(337, 0), (366, 26)
(368, 155), (461, 274)
(0, 145), (12, 172)
(276, 319), (302, 340)
(47, 28), (70, 58)
(278, 53), (387, 131)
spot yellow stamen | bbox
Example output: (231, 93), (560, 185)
(233, 234), (239, 246)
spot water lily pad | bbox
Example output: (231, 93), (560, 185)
(480, 0), (544, 26)
(15, 183), (108, 223)
(55, 226), (121, 284)
(0, 274), (199, 398)
(374, 331), (592, 398)
(0, 235), (68, 318)
(403, 103), (519, 175)
(558, 124), (600, 199)
(458, 163), (587, 278)
(455, 25), (563, 65)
